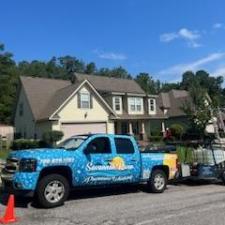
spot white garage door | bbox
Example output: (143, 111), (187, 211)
(61, 123), (107, 140)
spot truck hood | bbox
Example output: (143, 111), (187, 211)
(8, 148), (72, 160)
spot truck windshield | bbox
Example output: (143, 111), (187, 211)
(58, 136), (88, 150)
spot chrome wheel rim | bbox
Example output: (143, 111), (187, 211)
(44, 180), (65, 203)
(154, 174), (165, 190)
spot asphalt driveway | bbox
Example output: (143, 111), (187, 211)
(0, 182), (225, 225)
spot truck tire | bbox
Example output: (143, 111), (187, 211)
(221, 171), (225, 185)
(36, 174), (70, 208)
(148, 169), (167, 193)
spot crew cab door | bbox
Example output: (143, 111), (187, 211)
(112, 137), (141, 183)
(81, 136), (116, 185)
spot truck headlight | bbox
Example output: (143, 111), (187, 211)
(19, 158), (37, 172)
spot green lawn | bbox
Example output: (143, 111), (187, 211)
(0, 149), (10, 160)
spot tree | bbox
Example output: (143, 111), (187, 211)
(135, 72), (159, 94)
(180, 70), (224, 107)
(0, 43), (17, 124)
(85, 62), (96, 74)
(182, 83), (212, 137)
(97, 66), (131, 79)
(159, 82), (180, 92)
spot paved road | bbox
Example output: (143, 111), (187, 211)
(1, 182), (225, 225)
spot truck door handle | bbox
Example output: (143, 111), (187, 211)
(131, 159), (137, 162)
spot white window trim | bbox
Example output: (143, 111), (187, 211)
(113, 96), (122, 114)
(80, 92), (91, 109)
(128, 97), (143, 114)
(148, 98), (156, 115)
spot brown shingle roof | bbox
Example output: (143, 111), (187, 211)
(158, 89), (190, 117)
(20, 76), (72, 121)
(74, 73), (145, 94)
(38, 82), (82, 120)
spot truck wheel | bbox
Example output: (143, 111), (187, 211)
(148, 169), (167, 193)
(36, 174), (70, 208)
(221, 171), (225, 185)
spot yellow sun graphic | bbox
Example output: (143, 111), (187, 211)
(111, 157), (125, 170)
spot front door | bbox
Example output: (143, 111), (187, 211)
(121, 122), (129, 134)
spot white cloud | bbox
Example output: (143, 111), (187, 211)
(213, 23), (225, 29)
(160, 28), (201, 48)
(160, 33), (178, 42)
(93, 49), (127, 60)
(211, 66), (225, 77)
(158, 52), (225, 80)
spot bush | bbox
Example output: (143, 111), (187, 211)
(11, 139), (40, 150)
(170, 124), (184, 140)
(150, 130), (162, 136)
(42, 130), (64, 147)
(149, 135), (163, 143)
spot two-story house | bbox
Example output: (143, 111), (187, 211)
(14, 74), (166, 141)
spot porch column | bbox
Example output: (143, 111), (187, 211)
(129, 122), (133, 135)
(161, 121), (166, 137)
(141, 121), (148, 141)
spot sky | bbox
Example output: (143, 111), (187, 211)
(1, 0), (225, 82)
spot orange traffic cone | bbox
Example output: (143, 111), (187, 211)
(0, 195), (17, 224)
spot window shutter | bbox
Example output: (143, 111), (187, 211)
(78, 92), (81, 108)
(90, 94), (93, 108)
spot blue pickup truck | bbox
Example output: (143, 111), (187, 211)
(2, 134), (178, 208)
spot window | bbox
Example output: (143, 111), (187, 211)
(115, 138), (135, 154)
(86, 137), (111, 154)
(148, 98), (156, 114)
(113, 96), (122, 112)
(80, 92), (90, 109)
(19, 103), (23, 116)
(58, 136), (88, 150)
(128, 97), (143, 112)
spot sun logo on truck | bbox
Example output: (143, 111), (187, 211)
(110, 157), (125, 170)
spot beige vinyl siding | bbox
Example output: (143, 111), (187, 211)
(14, 86), (35, 139)
(55, 85), (114, 135)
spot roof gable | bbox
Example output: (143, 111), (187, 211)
(19, 76), (116, 121)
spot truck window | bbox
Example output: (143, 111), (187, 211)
(115, 138), (135, 154)
(86, 137), (111, 154)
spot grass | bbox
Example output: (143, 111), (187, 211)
(0, 149), (10, 160)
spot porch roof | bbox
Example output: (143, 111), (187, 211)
(110, 114), (167, 120)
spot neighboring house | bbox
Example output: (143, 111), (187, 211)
(0, 124), (14, 141)
(158, 89), (191, 130)
(14, 74), (166, 141)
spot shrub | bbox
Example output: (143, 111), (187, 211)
(149, 135), (163, 143)
(150, 130), (162, 136)
(170, 124), (184, 140)
(42, 130), (64, 147)
(11, 139), (40, 150)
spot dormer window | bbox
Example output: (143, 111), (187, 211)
(148, 98), (156, 114)
(113, 96), (122, 113)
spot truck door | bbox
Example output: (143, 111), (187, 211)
(81, 136), (116, 185)
(113, 137), (141, 183)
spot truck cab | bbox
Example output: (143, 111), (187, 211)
(2, 134), (178, 208)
